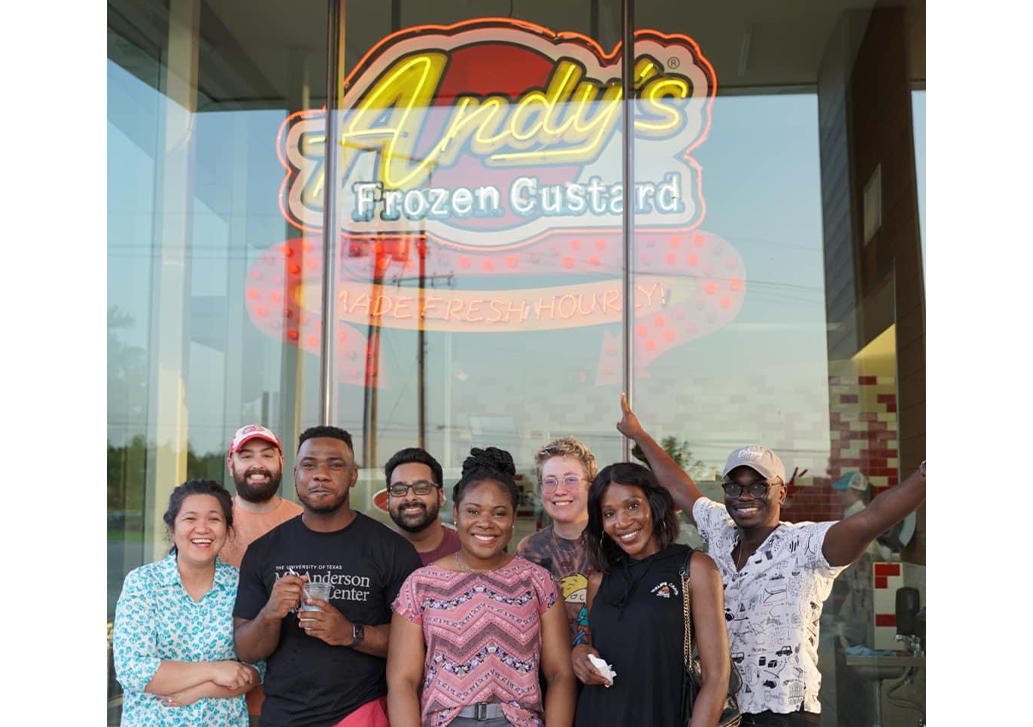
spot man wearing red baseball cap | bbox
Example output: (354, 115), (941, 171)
(220, 424), (303, 726)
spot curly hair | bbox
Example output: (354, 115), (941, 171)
(298, 425), (354, 454)
(534, 436), (598, 485)
(584, 462), (680, 574)
(453, 447), (518, 508)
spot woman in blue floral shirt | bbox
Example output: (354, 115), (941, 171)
(114, 479), (262, 726)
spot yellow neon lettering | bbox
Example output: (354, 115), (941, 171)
(638, 76), (690, 134)
(339, 52), (448, 190)
(296, 50), (695, 194)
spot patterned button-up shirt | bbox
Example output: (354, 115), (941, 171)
(114, 552), (260, 726)
(693, 498), (846, 715)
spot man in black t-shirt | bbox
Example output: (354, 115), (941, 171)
(233, 425), (421, 727)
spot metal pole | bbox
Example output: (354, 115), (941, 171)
(418, 240), (427, 450)
(318, 0), (345, 426)
(621, 0), (634, 460)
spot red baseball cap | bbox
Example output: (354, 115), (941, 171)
(229, 425), (282, 456)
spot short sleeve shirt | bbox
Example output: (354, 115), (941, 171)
(516, 526), (593, 645)
(418, 525), (462, 566)
(113, 553), (255, 727)
(234, 513), (421, 727)
(392, 558), (558, 727)
(692, 498), (847, 714)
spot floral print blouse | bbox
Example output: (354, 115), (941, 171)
(113, 552), (261, 726)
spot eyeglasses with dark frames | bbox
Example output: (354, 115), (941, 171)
(388, 481), (440, 497)
(721, 481), (778, 499)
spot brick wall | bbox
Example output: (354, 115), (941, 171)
(782, 374), (897, 523)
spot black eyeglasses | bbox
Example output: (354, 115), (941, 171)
(721, 481), (777, 499)
(388, 481), (440, 497)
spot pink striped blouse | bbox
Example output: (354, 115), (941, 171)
(392, 557), (558, 727)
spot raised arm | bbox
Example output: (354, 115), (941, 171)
(540, 594), (577, 727)
(688, 553), (731, 727)
(617, 393), (705, 523)
(823, 462), (926, 567)
(386, 612), (426, 726)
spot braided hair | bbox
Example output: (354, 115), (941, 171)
(452, 447), (519, 508)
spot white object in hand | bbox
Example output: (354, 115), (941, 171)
(588, 653), (616, 684)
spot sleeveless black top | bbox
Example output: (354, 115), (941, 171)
(575, 543), (691, 727)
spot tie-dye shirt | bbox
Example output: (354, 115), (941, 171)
(392, 557), (558, 727)
(113, 552), (261, 727)
(516, 526), (593, 645)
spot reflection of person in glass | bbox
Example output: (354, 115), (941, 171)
(387, 447), (576, 727)
(618, 394), (926, 727)
(516, 437), (599, 644)
(828, 471), (890, 645)
(572, 463), (730, 727)
(385, 447), (461, 565)
(113, 479), (262, 726)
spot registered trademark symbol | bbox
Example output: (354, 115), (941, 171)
(667, 57), (680, 69)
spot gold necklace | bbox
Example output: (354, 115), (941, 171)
(735, 540), (751, 571)
(455, 550), (507, 572)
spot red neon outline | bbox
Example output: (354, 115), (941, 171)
(274, 18), (719, 252)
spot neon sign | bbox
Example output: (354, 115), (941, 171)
(248, 19), (746, 388)
(278, 18), (717, 248)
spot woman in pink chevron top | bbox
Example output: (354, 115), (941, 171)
(387, 447), (576, 727)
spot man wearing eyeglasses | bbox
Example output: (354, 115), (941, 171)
(384, 447), (461, 565)
(516, 436), (599, 645)
(617, 394), (926, 727)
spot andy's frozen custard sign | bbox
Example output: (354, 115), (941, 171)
(249, 20), (746, 385)
(281, 20), (713, 245)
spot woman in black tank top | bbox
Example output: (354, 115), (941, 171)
(571, 462), (731, 727)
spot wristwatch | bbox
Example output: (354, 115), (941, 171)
(351, 623), (365, 648)
(919, 460), (926, 477)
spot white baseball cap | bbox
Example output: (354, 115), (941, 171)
(722, 446), (787, 483)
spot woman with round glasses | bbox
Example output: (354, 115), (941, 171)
(385, 447), (460, 565)
(617, 393), (927, 727)
(516, 436), (599, 644)
(387, 447), (576, 727)
(572, 462), (730, 727)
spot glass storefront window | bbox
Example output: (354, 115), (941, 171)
(107, 1), (925, 724)
(107, 1), (329, 720)
(632, 2), (926, 724)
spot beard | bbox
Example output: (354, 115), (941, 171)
(389, 501), (440, 533)
(232, 466), (282, 503)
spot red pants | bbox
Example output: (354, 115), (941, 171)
(328, 696), (390, 727)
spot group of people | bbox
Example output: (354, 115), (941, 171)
(113, 395), (927, 727)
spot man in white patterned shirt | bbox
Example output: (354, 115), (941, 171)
(616, 394), (926, 727)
